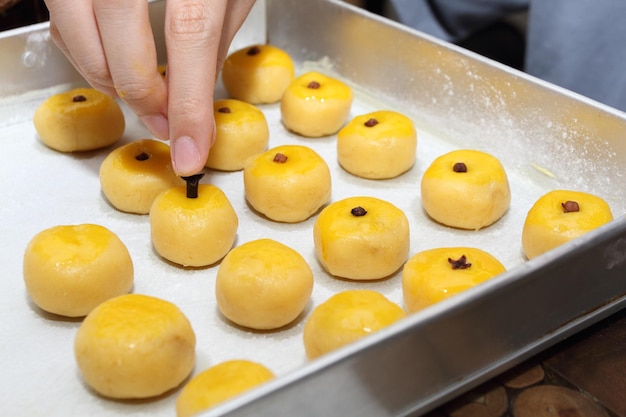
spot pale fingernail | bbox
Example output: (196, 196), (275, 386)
(140, 114), (169, 139)
(172, 136), (202, 176)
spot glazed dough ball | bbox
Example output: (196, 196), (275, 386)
(205, 99), (269, 171)
(74, 294), (196, 399)
(243, 145), (331, 223)
(337, 110), (417, 179)
(150, 184), (238, 267)
(99, 139), (182, 214)
(33, 87), (125, 152)
(313, 196), (410, 280)
(23, 224), (133, 317)
(280, 71), (353, 137)
(216, 239), (314, 330)
(221, 44), (295, 104)
(522, 190), (613, 260)
(303, 290), (406, 360)
(402, 247), (506, 313)
(176, 360), (275, 417)
(421, 149), (511, 230)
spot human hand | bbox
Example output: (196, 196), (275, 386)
(44, 0), (256, 176)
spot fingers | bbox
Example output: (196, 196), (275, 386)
(165, 0), (257, 176)
(44, 0), (116, 96)
(165, 0), (228, 176)
(46, 0), (257, 176)
(46, 0), (168, 139)
(93, 0), (169, 140)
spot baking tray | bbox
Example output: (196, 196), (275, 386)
(1, 0), (625, 416)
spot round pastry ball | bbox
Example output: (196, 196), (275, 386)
(23, 224), (133, 317)
(176, 359), (275, 417)
(150, 184), (238, 267)
(216, 239), (314, 330)
(243, 145), (331, 223)
(303, 290), (406, 360)
(337, 110), (417, 179)
(74, 293), (196, 399)
(205, 99), (269, 171)
(221, 44), (295, 104)
(402, 247), (506, 313)
(421, 149), (511, 230)
(99, 139), (182, 214)
(33, 87), (125, 152)
(280, 71), (353, 137)
(522, 190), (613, 260)
(313, 196), (410, 280)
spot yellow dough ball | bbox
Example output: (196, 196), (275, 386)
(243, 145), (331, 223)
(337, 110), (417, 179)
(205, 99), (269, 171)
(150, 183), (238, 267)
(23, 224), (133, 317)
(280, 71), (353, 137)
(313, 196), (410, 280)
(99, 139), (182, 214)
(402, 247), (506, 313)
(221, 44), (295, 104)
(421, 149), (511, 230)
(303, 290), (406, 360)
(33, 87), (125, 152)
(522, 190), (613, 260)
(216, 239), (314, 330)
(74, 294), (195, 399)
(176, 359), (275, 417)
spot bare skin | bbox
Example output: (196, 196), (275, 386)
(44, 0), (256, 176)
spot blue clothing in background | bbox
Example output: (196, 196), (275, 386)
(386, 0), (626, 112)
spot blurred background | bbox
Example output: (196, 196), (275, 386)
(345, 0), (527, 71)
(0, 0), (48, 31)
(0, 0), (525, 71)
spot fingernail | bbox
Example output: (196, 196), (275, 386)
(140, 114), (169, 139)
(172, 136), (202, 176)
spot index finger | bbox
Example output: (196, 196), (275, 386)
(165, 0), (228, 176)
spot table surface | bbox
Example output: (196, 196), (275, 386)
(427, 307), (626, 417)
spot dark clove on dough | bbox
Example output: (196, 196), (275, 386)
(453, 162), (467, 173)
(351, 206), (367, 217)
(448, 255), (472, 269)
(562, 200), (580, 213)
(181, 173), (205, 199)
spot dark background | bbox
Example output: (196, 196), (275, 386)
(0, 0), (48, 31)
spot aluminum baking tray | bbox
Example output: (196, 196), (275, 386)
(1, 1), (625, 416)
